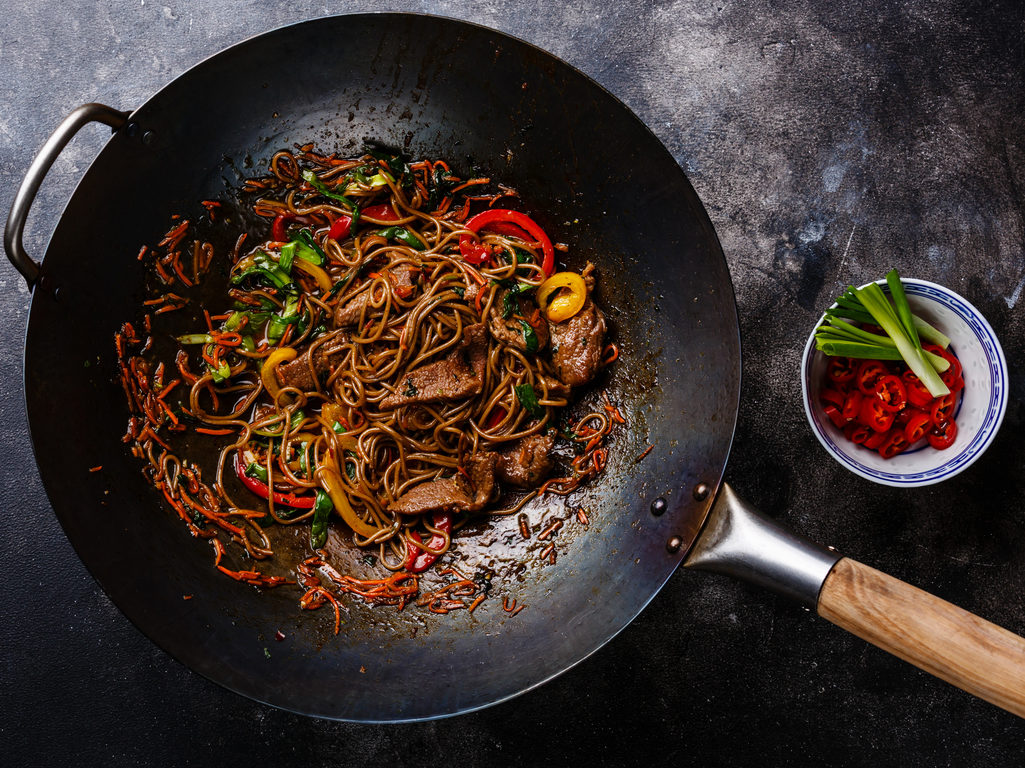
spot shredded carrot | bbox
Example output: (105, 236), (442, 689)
(635, 444), (655, 462)
(195, 427), (235, 436)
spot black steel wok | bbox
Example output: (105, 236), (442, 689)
(7, 13), (1025, 721)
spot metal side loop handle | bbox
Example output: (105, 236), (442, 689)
(4, 103), (130, 290)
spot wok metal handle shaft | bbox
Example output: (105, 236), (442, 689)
(819, 558), (1025, 718)
(4, 103), (129, 290)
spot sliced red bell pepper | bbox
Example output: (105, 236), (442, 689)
(404, 512), (453, 573)
(459, 209), (555, 275)
(232, 451), (315, 509)
(361, 203), (401, 222)
(272, 213), (313, 243)
(327, 203), (399, 242)
(328, 215), (352, 241)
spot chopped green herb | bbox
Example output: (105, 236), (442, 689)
(519, 321), (539, 353)
(515, 382), (543, 417)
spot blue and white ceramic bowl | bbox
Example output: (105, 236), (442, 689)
(801, 278), (1008, 487)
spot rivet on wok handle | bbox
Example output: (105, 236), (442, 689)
(650, 497), (667, 516)
(666, 536), (683, 554)
(693, 483), (710, 501)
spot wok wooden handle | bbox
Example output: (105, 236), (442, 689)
(818, 558), (1025, 717)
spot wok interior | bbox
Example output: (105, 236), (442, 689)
(26, 14), (739, 720)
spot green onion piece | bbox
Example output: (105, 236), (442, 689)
(301, 169), (356, 210)
(515, 383), (543, 417)
(310, 489), (333, 549)
(331, 421), (346, 434)
(886, 269), (922, 348)
(177, 333), (214, 345)
(245, 461), (269, 482)
(913, 316), (951, 349)
(294, 228), (326, 265)
(375, 226), (427, 250)
(279, 241), (296, 273)
(209, 358), (231, 383)
(854, 281), (949, 397)
(815, 340), (907, 360)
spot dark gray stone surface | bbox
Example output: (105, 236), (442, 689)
(2, 1), (1023, 765)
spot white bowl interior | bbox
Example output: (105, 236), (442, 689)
(801, 279), (1008, 487)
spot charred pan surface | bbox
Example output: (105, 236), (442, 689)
(380, 323), (488, 410)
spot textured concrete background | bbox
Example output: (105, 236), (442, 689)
(2, 1), (1024, 765)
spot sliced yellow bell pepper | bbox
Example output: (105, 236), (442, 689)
(315, 463), (379, 538)
(261, 347), (297, 402)
(537, 271), (587, 322)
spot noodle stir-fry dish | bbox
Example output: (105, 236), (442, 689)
(116, 144), (620, 625)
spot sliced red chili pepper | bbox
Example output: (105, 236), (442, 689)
(404, 513), (453, 573)
(856, 360), (888, 396)
(879, 430), (909, 459)
(823, 404), (847, 430)
(927, 418), (958, 450)
(459, 209), (555, 276)
(902, 370), (934, 408)
(929, 394), (956, 427)
(232, 452), (315, 509)
(864, 428), (890, 450)
(820, 388), (845, 409)
(903, 410), (933, 444)
(873, 374), (907, 413)
(843, 423), (871, 445)
(826, 357), (857, 385)
(858, 396), (895, 432)
(842, 390), (863, 422)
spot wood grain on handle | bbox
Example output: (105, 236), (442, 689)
(818, 558), (1025, 718)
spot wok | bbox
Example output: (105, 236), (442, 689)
(6, 13), (1025, 722)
